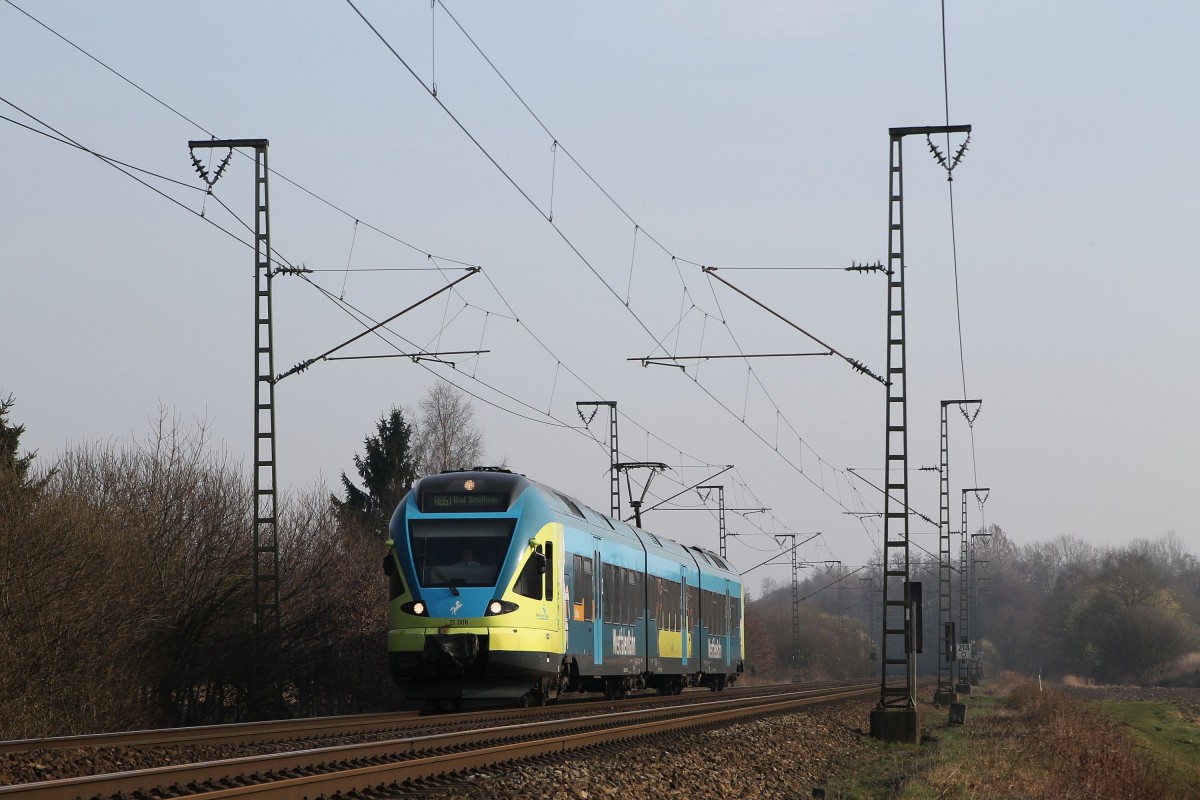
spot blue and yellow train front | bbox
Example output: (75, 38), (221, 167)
(384, 471), (566, 702)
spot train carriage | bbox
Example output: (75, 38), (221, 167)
(385, 468), (743, 706)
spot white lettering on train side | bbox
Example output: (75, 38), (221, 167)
(612, 628), (637, 656)
(707, 637), (723, 659)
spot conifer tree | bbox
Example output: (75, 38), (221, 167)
(332, 407), (418, 535)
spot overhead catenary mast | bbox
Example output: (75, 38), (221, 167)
(870, 124), (971, 744)
(190, 137), (280, 715)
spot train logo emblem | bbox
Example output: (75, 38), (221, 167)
(450, 599), (463, 616)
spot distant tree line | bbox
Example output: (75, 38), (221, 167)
(976, 528), (1199, 684)
(744, 526), (1200, 687)
(0, 382), (488, 739)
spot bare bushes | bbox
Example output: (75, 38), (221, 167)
(745, 598), (874, 681)
(277, 489), (397, 716)
(0, 414), (252, 736)
(0, 411), (396, 737)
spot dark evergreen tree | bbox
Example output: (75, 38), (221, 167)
(0, 394), (48, 491)
(332, 407), (418, 535)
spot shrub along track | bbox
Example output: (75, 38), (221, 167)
(0, 681), (875, 799)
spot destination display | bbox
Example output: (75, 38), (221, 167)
(422, 491), (509, 512)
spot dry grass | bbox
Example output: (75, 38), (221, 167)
(912, 680), (1200, 799)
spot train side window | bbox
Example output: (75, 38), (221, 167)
(676, 582), (683, 631)
(623, 568), (633, 625)
(613, 566), (623, 625)
(625, 569), (637, 625)
(674, 581), (681, 631)
(662, 580), (670, 630)
(602, 563), (613, 624)
(616, 567), (626, 625)
(672, 582), (681, 633)
(626, 569), (636, 625)
(574, 555), (593, 621)
(545, 542), (554, 601)
(657, 579), (667, 630)
(657, 578), (667, 628)
(611, 565), (624, 625)
(635, 572), (645, 620)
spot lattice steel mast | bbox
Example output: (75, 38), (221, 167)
(190, 138), (278, 713)
(936, 399), (980, 704)
(576, 401), (619, 518)
(872, 125), (971, 743)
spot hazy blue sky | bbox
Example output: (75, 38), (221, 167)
(4, 1), (1198, 593)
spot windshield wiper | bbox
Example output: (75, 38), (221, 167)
(429, 562), (460, 596)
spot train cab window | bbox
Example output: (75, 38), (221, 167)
(513, 549), (545, 600)
(408, 518), (515, 588)
(383, 553), (405, 600)
(544, 542), (554, 601)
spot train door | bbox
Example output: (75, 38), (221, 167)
(548, 538), (564, 654)
(680, 573), (689, 668)
(724, 586), (732, 669)
(593, 537), (603, 666)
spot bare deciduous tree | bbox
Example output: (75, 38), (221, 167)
(412, 381), (487, 475)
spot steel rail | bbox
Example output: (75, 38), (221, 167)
(0, 681), (840, 756)
(0, 712), (421, 755)
(0, 683), (877, 799)
(188, 683), (881, 799)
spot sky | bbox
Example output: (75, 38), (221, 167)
(3, 1), (1198, 595)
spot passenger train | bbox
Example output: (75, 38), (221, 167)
(383, 468), (745, 706)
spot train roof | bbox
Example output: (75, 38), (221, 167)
(414, 469), (737, 576)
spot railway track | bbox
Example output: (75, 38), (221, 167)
(0, 680), (845, 756)
(0, 681), (876, 799)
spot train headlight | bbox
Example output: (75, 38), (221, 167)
(401, 600), (429, 617)
(484, 599), (519, 616)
